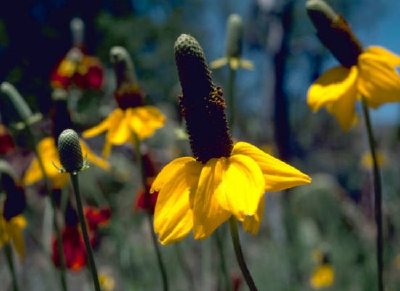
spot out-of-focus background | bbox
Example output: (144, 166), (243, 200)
(0, 0), (400, 290)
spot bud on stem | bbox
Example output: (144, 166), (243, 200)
(57, 129), (83, 173)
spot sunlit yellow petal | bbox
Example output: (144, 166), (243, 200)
(8, 215), (27, 258)
(80, 140), (110, 170)
(358, 47), (400, 108)
(307, 66), (358, 115)
(23, 158), (42, 186)
(210, 58), (228, 69)
(232, 142), (311, 192)
(192, 159), (231, 239)
(82, 110), (116, 138)
(128, 106), (165, 140)
(107, 110), (131, 145)
(310, 264), (334, 289)
(216, 155), (264, 221)
(153, 158), (201, 244)
(242, 196), (265, 235)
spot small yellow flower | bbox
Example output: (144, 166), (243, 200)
(99, 273), (115, 291)
(0, 214), (27, 258)
(310, 264), (334, 289)
(306, 0), (400, 131)
(361, 150), (387, 170)
(82, 106), (165, 158)
(23, 137), (110, 188)
(308, 47), (400, 130)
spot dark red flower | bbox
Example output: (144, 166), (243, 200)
(0, 124), (15, 155)
(135, 186), (159, 214)
(52, 225), (86, 271)
(84, 206), (111, 247)
(51, 48), (104, 90)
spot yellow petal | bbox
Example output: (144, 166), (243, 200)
(310, 264), (334, 289)
(192, 159), (231, 240)
(307, 66), (358, 112)
(80, 140), (110, 171)
(239, 59), (254, 70)
(127, 106), (165, 140)
(23, 158), (42, 186)
(210, 58), (228, 69)
(153, 158), (201, 244)
(358, 47), (400, 108)
(242, 196), (265, 235)
(82, 110), (116, 138)
(8, 215), (27, 258)
(232, 142), (311, 192)
(106, 110), (131, 145)
(216, 155), (265, 221)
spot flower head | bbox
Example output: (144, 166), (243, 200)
(211, 14), (253, 70)
(306, 0), (400, 130)
(82, 46), (165, 157)
(151, 34), (311, 244)
(309, 249), (334, 289)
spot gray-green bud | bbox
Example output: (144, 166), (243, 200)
(110, 46), (138, 87)
(1, 82), (33, 124)
(57, 129), (83, 173)
(225, 14), (243, 59)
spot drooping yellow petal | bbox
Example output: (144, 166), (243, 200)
(106, 109), (131, 145)
(80, 140), (110, 171)
(210, 58), (228, 69)
(127, 106), (165, 140)
(216, 155), (264, 221)
(192, 159), (231, 240)
(307, 66), (358, 120)
(23, 158), (42, 186)
(82, 110), (115, 138)
(358, 47), (400, 108)
(242, 195), (265, 235)
(7, 215), (26, 258)
(232, 142), (311, 192)
(153, 157), (201, 244)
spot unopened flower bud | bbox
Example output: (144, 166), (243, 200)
(225, 14), (243, 59)
(306, 0), (363, 67)
(110, 46), (138, 86)
(1, 82), (33, 124)
(57, 129), (83, 173)
(70, 17), (84, 47)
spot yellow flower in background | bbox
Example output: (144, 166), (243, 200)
(306, 1), (400, 131)
(361, 150), (387, 170)
(99, 273), (115, 291)
(151, 34), (311, 245)
(0, 214), (27, 258)
(151, 142), (311, 244)
(23, 137), (110, 188)
(83, 46), (165, 158)
(310, 264), (334, 289)
(308, 47), (400, 131)
(82, 106), (165, 158)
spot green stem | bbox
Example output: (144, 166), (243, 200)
(174, 243), (195, 289)
(214, 228), (232, 291)
(227, 65), (237, 129)
(4, 243), (19, 291)
(132, 134), (169, 291)
(228, 217), (258, 291)
(27, 128), (68, 291)
(70, 174), (101, 291)
(361, 99), (383, 291)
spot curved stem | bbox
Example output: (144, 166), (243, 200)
(70, 174), (101, 291)
(214, 228), (232, 291)
(228, 217), (258, 291)
(27, 128), (68, 291)
(132, 134), (169, 291)
(4, 243), (19, 291)
(361, 98), (383, 291)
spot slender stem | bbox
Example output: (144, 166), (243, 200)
(4, 243), (19, 291)
(174, 243), (195, 289)
(227, 65), (237, 129)
(70, 174), (101, 291)
(361, 98), (383, 291)
(228, 217), (258, 291)
(27, 128), (68, 291)
(132, 134), (169, 291)
(214, 228), (232, 291)
(146, 213), (169, 291)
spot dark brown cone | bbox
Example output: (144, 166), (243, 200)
(175, 34), (233, 163)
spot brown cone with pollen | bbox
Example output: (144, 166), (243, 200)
(174, 34), (233, 163)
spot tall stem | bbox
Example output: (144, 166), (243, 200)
(27, 128), (68, 291)
(227, 65), (237, 129)
(70, 174), (101, 291)
(214, 229), (232, 291)
(361, 98), (383, 291)
(228, 217), (258, 291)
(132, 134), (169, 291)
(4, 243), (19, 291)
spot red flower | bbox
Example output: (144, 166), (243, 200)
(51, 48), (104, 90)
(52, 225), (86, 271)
(0, 124), (15, 155)
(84, 206), (111, 246)
(135, 187), (159, 214)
